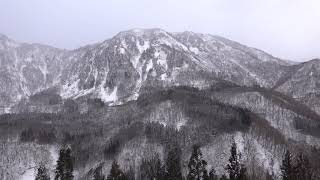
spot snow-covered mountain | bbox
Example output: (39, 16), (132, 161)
(60, 29), (295, 104)
(0, 29), (301, 108)
(1, 28), (319, 118)
(1, 29), (320, 180)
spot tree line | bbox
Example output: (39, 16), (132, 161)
(34, 144), (316, 180)
(35, 143), (245, 180)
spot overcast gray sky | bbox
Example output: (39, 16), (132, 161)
(0, 0), (319, 61)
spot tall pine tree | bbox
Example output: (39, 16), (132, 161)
(226, 142), (247, 180)
(64, 148), (74, 180)
(187, 145), (208, 180)
(55, 147), (74, 180)
(35, 164), (50, 180)
(94, 165), (106, 180)
(107, 160), (126, 180)
(166, 144), (183, 180)
(280, 150), (295, 180)
(55, 148), (66, 180)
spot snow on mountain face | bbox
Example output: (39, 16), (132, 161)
(0, 35), (67, 107)
(60, 29), (217, 104)
(0, 28), (316, 109)
(275, 59), (320, 114)
(59, 29), (294, 105)
(173, 32), (291, 87)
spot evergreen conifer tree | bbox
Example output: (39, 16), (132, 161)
(280, 150), (295, 180)
(35, 164), (50, 180)
(64, 148), (74, 180)
(94, 165), (105, 180)
(107, 160), (126, 180)
(225, 142), (246, 180)
(54, 147), (74, 180)
(55, 148), (66, 180)
(187, 145), (208, 180)
(166, 144), (183, 180)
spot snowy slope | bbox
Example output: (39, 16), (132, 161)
(0, 29), (317, 110)
(57, 29), (293, 106)
(275, 59), (320, 114)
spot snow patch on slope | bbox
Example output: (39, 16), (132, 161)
(176, 119), (187, 130)
(127, 40), (152, 102)
(253, 138), (281, 175)
(60, 79), (80, 99)
(189, 47), (199, 55)
(136, 40), (150, 53)
(233, 132), (281, 178)
(74, 88), (95, 99)
(100, 86), (118, 103)
(160, 73), (167, 80)
(146, 60), (153, 72)
(38, 64), (48, 82)
(119, 48), (126, 54)
(20, 168), (35, 180)
(156, 50), (168, 70)
(156, 31), (189, 51)
(234, 132), (245, 152)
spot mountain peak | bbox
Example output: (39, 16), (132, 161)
(116, 28), (168, 37)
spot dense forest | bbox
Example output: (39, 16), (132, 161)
(1, 87), (320, 180)
(35, 143), (316, 180)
